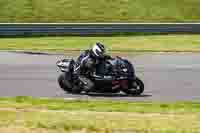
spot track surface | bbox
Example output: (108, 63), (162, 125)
(1, 52), (200, 102)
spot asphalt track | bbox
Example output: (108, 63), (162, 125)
(1, 51), (200, 102)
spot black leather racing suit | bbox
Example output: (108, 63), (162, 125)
(73, 49), (112, 92)
(74, 49), (112, 75)
(74, 49), (97, 76)
(73, 49), (97, 91)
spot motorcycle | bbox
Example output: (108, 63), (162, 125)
(56, 56), (144, 95)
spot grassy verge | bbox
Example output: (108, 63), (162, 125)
(1, 35), (200, 52)
(1, 110), (200, 133)
(0, 96), (200, 132)
(0, 0), (200, 22)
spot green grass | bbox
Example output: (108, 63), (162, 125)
(0, 0), (200, 22)
(1, 35), (200, 52)
(1, 96), (200, 113)
(1, 110), (200, 133)
(0, 96), (200, 132)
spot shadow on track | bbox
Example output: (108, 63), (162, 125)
(56, 91), (152, 99)
(85, 93), (152, 98)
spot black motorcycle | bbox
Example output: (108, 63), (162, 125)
(56, 56), (144, 95)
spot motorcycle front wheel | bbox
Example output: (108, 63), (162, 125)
(58, 73), (72, 92)
(123, 77), (144, 96)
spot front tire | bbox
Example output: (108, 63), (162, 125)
(123, 77), (144, 95)
(58, 73), (72, 92)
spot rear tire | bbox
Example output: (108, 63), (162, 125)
(58, 73), (72, 92)
(123, 77), (144, 96)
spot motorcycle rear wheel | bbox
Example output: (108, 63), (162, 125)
(123, 77), (144, 95)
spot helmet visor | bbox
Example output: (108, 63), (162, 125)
(96, 48), (105, 58)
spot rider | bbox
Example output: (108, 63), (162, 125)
(73, 42), (110, 92)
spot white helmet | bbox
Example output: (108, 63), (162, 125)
(92, 42), (105, 58)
